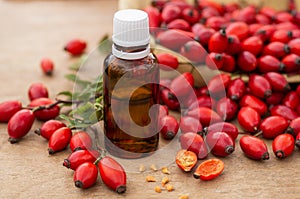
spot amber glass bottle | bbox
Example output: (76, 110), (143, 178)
(103, 9), (159, 159)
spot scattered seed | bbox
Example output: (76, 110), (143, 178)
(178, 194), (189, 199)
(161, 176), (169, 186)
(166, 184), (174, 192)
(150, 164), (158, 171)
(162, 167), (170, 174)
(139, 164), (145, 172)
(146, 175), (156, 182)
(155, 186), (162, 193)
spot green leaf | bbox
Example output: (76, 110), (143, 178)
(57, 91), (73, 98)
(98, 34), (112, 55)
(69, 55), (88, 71)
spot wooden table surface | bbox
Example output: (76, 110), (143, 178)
(1, 1), (300, 198)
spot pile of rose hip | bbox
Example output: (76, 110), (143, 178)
(158, 70), (300, 163)
(145, 0), (300, 74)
(0, 39), (127, 193)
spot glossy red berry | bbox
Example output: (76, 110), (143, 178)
(242, 36), (263, 56)
(70, 131), (93, 151)
(144, 6), (161, 33)
(206, 52), (224, 70)
(272, 134), (295, 159)
(239, 135), (269, 161)
(187, 107), (222, 127)
(270, 105), (298, 121)
(97, 156), (127, 194)
(216, 97), (238, 121)
(156, 29), (192, 51)
(34, 119), (66, 140)
(275, 12), (293, 23)
(193, 27), (215, 47)
(239, 94), (267, 116)
(0, 100), (22, 123)
(270, 29), (293, 43)
(63, 149), (99, 170)
(28, 83), (49, 101)
(29, 98), (60, 121)
(266, 92), (284, 105)
(226, 21), (249, 41)
(160, 89), (179, 111)
(254, 24), (276, 42)
(237, 106), (260, 133)
(170, 72), (194, 98)
(248, 74), (272, 99)
(208, 29), (228, 53)
(258, 55), (284, 73)
(221, 53), (236, 72)
(205, 131), (235, 157)
(281, 54), (300, 73)
(205, 16), (227, 31)
(180, 132), (208, 159)
(40, 58), (54, 76)
(204, 122), (238, 141)
(260, 116), (289, 139)
(227, 77), (246, 101)
(161, 4), (181, 23)
(188, 95), (216, 110)
(226, 35), (242, 55)
(157, 53), (179, 71)
(160, 115), (179, 140)
(288, 38), (300, 56)
(237, 51), (257, 72)
(48, 127), (72, 154)
(180, 41), (206, 63)
(207, 73), (231, 99)
(286, 117), (300, 137)
(264, 72), (290, 92)
(64, 39), (86, 56)
(282, 91), (300, 110)
(167, 19), (191, 31)
(263, 41), (290, 59)
(74, 162), (98, 189)
(179, 116), (202, 134)
(7, 109), (35, 143)
(182, 7), (200, 25)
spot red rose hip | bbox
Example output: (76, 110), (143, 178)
(48, 127), (72, 154)
(272, 134), (295, 159)
(237, 107), (260, 133)
(64, 39), (86, 56)
(70, 131), (93, 151)
(7, 109), (35, 144)
(180, 132), (208, 159)
(205, 131), (235, 157)
(160, 115), (179, 140)
(97, 156), (127, 194)
(0, 100), (22, 123)
(34, 119), (66, 140)
(260, 116), (289, 139)
(74, 162), (98, 189)
(248, 74), (272, 99)
(40, 58), (54, 76)
(63, 150), (99, 170)
(239, 135), (269, 161)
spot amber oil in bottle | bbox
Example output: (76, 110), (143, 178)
(103, 9), (159, 159)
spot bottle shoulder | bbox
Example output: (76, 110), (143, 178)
(104, 53), (157, 70)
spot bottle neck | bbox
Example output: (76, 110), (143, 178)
(112, 43), (150, 60)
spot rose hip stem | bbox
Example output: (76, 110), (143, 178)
(23, 98), (90, 112)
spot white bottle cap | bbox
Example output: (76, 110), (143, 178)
(112, 9), (150, 59)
